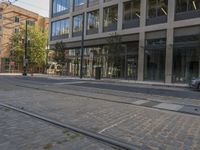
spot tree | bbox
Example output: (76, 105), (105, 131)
(10, 25), (48, 72)
(53, 41), (66, 66)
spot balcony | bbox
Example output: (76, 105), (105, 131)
(146, 16), (167, 26)
(175, 10), (200, 21)
(122, 19), (140, 29)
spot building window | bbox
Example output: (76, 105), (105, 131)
(52, 0), (70, 16)
(123, 0), (140, 29)
(103, 5), (118, 32)
(175, 0), (200, 20)
(51, 18), (70, 40)
(176, 0), (200, 12)
(73, 14), (83, 37)
(14, 28), (20, 33)
(173, 34), (200, 83)
(87, 10), (99, 35)
(0, 14), (2, 19)
(14, 16), (20, 23)
(146, 0), (168, 25)
(27, 20), (35, 26)
(74, 0), (85, 6)
(0, 26), (2, 31)
(144, 38), (166, 81)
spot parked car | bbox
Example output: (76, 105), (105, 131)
(189, 77), (200, 90)
(47, 63), (62, 75)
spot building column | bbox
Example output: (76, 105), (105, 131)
(117, 0), (123, 31)
(137, 0), (146, 81)
(99, 0), (104, 33)
(138, 32), (145, 81)
(69, 0), (74, 38)
(165, 0), (175, 83)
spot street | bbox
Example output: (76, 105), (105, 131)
(0, 75), (200, 150)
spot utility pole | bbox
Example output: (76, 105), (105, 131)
(80, 12), (85, 79)
(23, 20), (28, 76)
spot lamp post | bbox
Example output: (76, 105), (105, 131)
(23, 20), (28, 76)
(45, 42), (49, 74)
(80, 12), (85, 79)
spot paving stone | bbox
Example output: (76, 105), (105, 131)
(154, 103), (183, 111)
(132, 100), (150, 105)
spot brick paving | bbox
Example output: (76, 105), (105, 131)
(0, 77), (200, 149)
(0, 106), (120, 150)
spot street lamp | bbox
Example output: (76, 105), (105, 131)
(22, 20), (28, 76)
(80, 12), (85, 79)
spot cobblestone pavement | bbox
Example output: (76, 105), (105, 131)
(0, 106), (120, 150)
(0, 76), (200, 150)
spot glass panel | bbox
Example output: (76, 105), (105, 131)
(73, 15), (83, 33)
(74, 0), (85, 6)
(53, 0), (70, 15)
(173, 48), (200, 83)
(148, 0), (168, 18)
(103, 5), (118, 27)
(87, 10), (99, 30)
(123, 0), (140, 21)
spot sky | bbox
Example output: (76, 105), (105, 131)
(14, 0), (49, 17)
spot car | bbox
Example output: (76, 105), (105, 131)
(189, 77), (200, 90)
(47, 63), (62, 75)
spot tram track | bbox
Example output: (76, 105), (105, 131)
(0, 102), (138, 150)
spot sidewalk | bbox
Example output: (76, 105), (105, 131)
(32, 73), (188, 88)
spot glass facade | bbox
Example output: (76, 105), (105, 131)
(74, 0), (85, 6)
(73, 14), (83, 37)
(51, 19), (70, 40)
(103, 5), (118, 32)
(64, 42), (138, 79)
(144, 38), (166, 81)
(173, 34), (200, 83)
(147, 0), (168, 18)
(87, 10), (99, 34)
(176, 0), (200, 12)
(52, 0), (70, 16)
(123, 0), (140, 29)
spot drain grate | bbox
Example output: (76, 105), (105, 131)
(179, 106), (200, 116)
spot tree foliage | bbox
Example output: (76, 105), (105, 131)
(53, 41), (66, 66)
(10, 25), (48, 69)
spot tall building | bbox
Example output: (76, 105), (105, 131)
(49, 0), (200, 84)
(0, 2), (49, 72)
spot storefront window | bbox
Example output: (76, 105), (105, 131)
(173, 35), (200, 83)
(144, 38), (166, 81)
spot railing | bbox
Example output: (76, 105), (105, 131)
(146, 16), (167, 26)
(175, 10), (200, 21)
(86, 28), (98, 35)
(103, 23), (117, 32)
(122, 19), (140, 29)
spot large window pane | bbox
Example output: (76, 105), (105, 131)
(144, 38), (166, 81)
(74, 0), (85, 6)
(87, 10), (99, 30)
(51, 18), (70, 40)
(73, 14), (83, 36)
(176, 0), (200, 12)
(103, 5), (118, 32)
(52, 0), (70, 16)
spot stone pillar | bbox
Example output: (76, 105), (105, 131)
(165, 0), (175, 83)
(99, 0), (104, 33)
(137, 0), (146, 81)
(117, 0), (123, 31)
